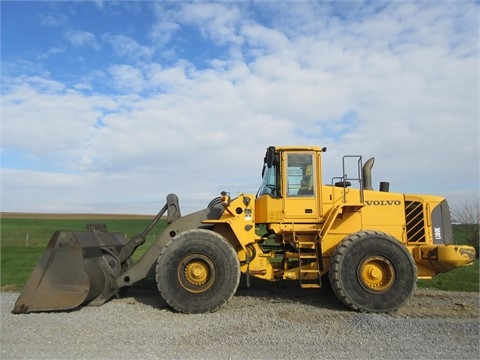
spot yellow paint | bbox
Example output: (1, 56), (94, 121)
(202, 146), (476, 285)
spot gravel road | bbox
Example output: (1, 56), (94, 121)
(1, 279), (479, 360)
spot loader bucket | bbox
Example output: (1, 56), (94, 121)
(13, 225), (128, 314)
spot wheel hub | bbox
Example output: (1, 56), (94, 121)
(185, 262), (208, 285)
(178, 254), (216, 293)
(358, 256), (395, 293)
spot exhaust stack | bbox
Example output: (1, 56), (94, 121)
(362, 157), (375, 191)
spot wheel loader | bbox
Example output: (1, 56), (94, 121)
(13, 146), (475, 314)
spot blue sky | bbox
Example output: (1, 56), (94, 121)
(1, 1), (479, 214)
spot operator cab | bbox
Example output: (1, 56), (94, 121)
(256, 146), (325, 223)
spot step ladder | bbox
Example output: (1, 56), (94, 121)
(297, 239), (322, 288)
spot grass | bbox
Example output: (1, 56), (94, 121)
(1, 217), (478, 292)
(0, 216), (167, 290)
(0, 218), (164, 247)
(1, 247), (45, 290)
(417, 260), (479, 292)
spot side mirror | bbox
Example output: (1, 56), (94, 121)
(266, 146), (275, 168)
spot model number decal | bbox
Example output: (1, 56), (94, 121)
(434, 227), (442, 240)
(365, 200), (402, 206)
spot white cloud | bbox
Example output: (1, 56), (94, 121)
(108, 64), (145, 93)
(65, 30), (100, 50)
(103, 34), (153, 61)
(241, 23), (290, 55)
(37, 47), (65, 60)
(149, 3), (181, 46)
(1, 1), (478, 214)
(1, 77), (115, 172)
(39, 12), (68, 27)
(177, 2), (243, 46)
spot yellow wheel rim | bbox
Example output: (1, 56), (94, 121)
(185, 261), (209, 286)
(359, 256), (395, 293)
(178, 254), (215, 293)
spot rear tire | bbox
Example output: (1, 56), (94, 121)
(329, 230), (417, 312)
(156, 229), (240, 313)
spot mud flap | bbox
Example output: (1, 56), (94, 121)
(13, 229), (127, 314)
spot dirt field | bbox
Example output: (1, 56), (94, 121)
(1, 279), (479, 360)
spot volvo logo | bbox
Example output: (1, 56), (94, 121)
(365, 200), (402, 206)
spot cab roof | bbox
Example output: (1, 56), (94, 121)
(271, 146), (325, 152)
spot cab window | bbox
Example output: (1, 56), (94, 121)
(287, 153), (315, 197)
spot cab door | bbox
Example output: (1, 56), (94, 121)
(283, 152), (318, 220)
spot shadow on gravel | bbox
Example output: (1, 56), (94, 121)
(119, 274), (347, 313)
(235, 274), (347, 311)
(116, 277), (169, 309)
(117, 280), (480, 320)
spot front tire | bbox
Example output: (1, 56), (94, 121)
(156, 229), (240, 314)
(329, 230), (417, 312)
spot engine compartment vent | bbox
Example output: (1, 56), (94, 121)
(405, 201), (426, 243)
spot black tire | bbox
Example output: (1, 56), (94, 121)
(207, 196), (222, 208)
(155, 229), (240, 314)
(329, 230), (417, 313)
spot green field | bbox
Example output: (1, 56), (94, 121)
(1, 216), (478, 292)
(0, 216), (167, 290)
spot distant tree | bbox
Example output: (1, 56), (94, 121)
(451, 196), (479, 256)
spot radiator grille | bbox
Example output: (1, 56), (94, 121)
(405, 201), (426, 242)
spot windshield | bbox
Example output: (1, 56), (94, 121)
(257, 164), (280, 198)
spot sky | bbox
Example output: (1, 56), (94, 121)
(1, 0), (479, 215)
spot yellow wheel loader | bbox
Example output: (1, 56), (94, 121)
(13, 146), (476, 314)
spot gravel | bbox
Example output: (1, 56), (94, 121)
(1, 280), (479, 360)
